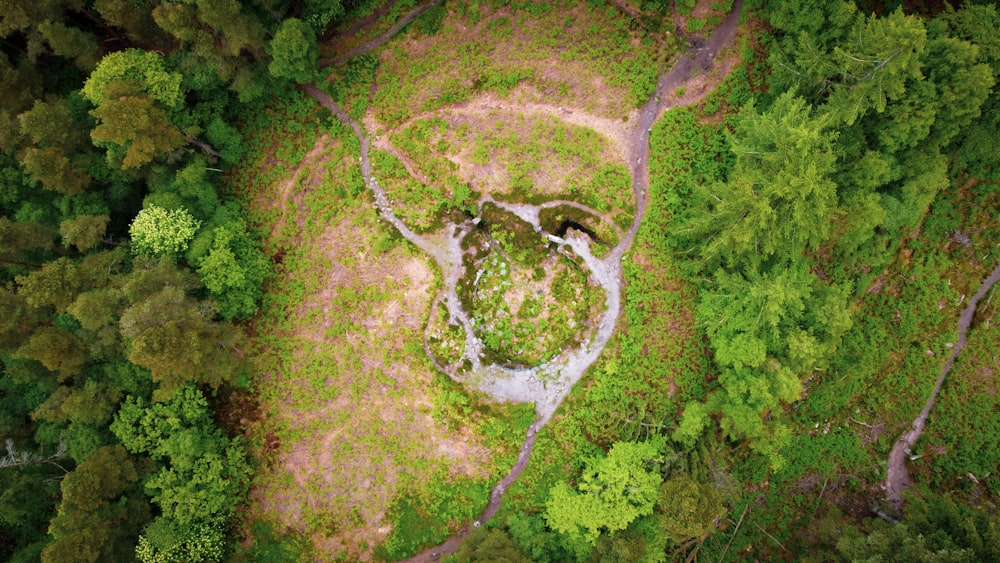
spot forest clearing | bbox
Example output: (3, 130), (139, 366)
(1, 0), (998, 562)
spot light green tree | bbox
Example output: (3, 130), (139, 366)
(196, 221), (271, 320)
(82, 48), (183, 109)
(111, 386), (251, 528)
(545, 441), (662, 544)
(129, 205), (200, 257)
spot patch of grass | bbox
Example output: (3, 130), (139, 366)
(378, 475), (490, 560)
(369, 0), (679, 126)
(686, 17), (706, 32)
(394, 112), (634, 225)
(234, 101), (523, 560)
(370, 149), (450, 232)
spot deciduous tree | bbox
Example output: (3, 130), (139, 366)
(545, 441), (662, 544)
(41, 445), (150, 563)
(267, 18), (319, 83)
(129, 205), (200, 257)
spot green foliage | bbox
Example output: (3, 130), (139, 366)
(682, 93), (837, 270)
(656, 476), (725, 544)
(37, 21), (101, 71)
(59, 214), (109, 252)
(922, 318), (1000, 493)
(130, 205), (201, 257)
(150, 0), (271, 100)
(545, 441), (663, 544)
(42, 445), (150, 563)
(452, 527), (531, 562)
(136, 519), (226, 563)
(83, 49), (184, 109)
(268, 19), (320, 84)
(204, 118), (244, 164)
(415, 2), (448, 36)
(90, 81), (186, 170)
(379, 476), (490, 560)
(196, 219), (271, 321)
(19, 146), (91, 195)
(228, 520), (305, 562)
(303, 0), (346, 32)
(0, 3), (285, 561)
(836, 522), (975, 562)
(110, 386), (251, 527)
(119, 285), (245, 398)
(15, 257), (83, 312)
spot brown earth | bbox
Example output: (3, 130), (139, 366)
(246, 135), (493, 560)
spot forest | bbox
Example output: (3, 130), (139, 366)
(0, 0), (998, 562)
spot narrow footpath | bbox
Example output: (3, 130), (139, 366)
(885, 262), (1000, 512)
(301, 1), (745, 559)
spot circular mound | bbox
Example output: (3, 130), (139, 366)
(471, 251), (596, 368)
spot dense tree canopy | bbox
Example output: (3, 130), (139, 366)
(0, 0), (287, 558)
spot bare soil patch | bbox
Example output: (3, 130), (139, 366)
(248, 188), (492, 561)
(369, 1), (667, 127)
(374, 101), (630, 207)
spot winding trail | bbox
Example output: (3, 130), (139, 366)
(320, 0), (399, 41)
(319, 0), (444, 68)
(885, 262), (1000, 512)
(302, 1), (745, 559)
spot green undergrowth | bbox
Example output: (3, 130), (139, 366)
(320, 53), (379, 120)
(370, 0), (679, 127)
(699, 176), (1000, 560)
(392, 112), (634, 228)
(370, 149), (455, 232)
(491, 100), (714, 561)
(916, 180), (1000, 500)
(322, 0), (423, 59)
(922, 318), (1000, 497)
(228, 88), (326, 208)
(234, 94), (526, 559)
(380, 382), (535, 560)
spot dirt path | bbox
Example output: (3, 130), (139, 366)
(615, 0), (743, 262)
(319, 0), (443, 68)
(885, 262), (1000, 512)
(320, 0), (399, 41)
(374, 96), (635, 163)
(301, 1), (745, 559)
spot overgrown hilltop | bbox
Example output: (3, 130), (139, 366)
(1, 0), (999, 562)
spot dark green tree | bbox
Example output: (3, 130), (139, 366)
(453, 527), (530, 562)
(41, 445), (150, 563)
(267, 18), (319, 83)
